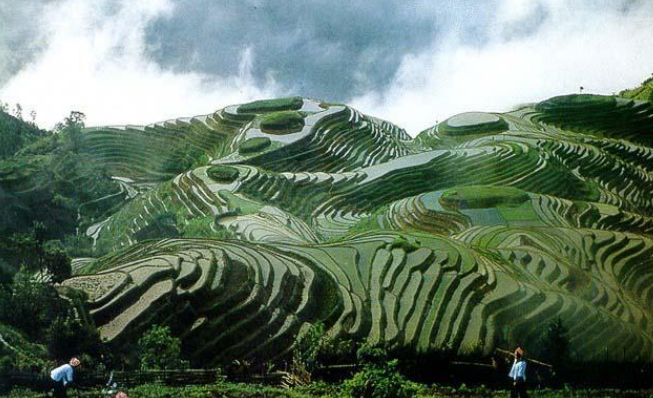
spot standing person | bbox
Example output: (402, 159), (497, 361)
(49, 357), (81, 398)
(508, 347), (528, 398)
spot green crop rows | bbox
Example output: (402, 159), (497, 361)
(52, 94), (653, 365)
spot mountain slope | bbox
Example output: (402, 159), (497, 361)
(10, 93), (653, 365)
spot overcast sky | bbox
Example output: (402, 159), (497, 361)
(1, 0), (653, 135)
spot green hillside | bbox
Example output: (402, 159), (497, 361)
(620, 75), (653, 103)
(0, 109), (47, 159)
(4, 93), (653, 367)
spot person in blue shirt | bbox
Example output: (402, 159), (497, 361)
(508, 347), (528, 398)
(49, 357), (81, 398)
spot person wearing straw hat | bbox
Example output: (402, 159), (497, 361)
(49, 357), (81, 398)
(508, 347), (528, 398)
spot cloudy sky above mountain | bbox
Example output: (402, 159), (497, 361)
(1, 0), (652, 134)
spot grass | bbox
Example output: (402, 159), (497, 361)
(207, 165), (240, 183)
(5, 382), (653, 398)
(259, 111), (305, 134)
(238, 97), (304, 114)
(239, 137), (271, 154)
(619, 75), (653, 102)
(218, 190), (264, 215)
(497, 201), (539, 221)
(439, 113), (509, 137)
(440, 186), (530, 210)
(536, 94), (616, 111)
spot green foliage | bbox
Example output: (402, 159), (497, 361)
(54, 111), (85, 153)
(0, 323), (49, 371)
(0, 233), (39, 272)
(342, 346), (420, 398)
(0, 269), (65, 339)
(207, 165), (240, 182)
(439, 114), (509, 137)
(0, 135), (118, 244)
(3, 381), (324, 398)
(440, 185), (529, 209)
(356, 344), (388, 365)
(0, 108), (47, 159)
(138, 325), (182, 370)
(238, 97), (304, 113)
(239, 137), (272, 154)
(536, 94), (617, 111)
(259, 111), (305, 134)
(294, 323), (327, 372)
(43, 240), (72, 283)
(45, 313), (100, 361)
(0, 269), (99, 369)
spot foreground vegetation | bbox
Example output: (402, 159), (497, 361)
(5, 382), (653, 398)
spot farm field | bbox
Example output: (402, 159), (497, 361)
(48, 93), (653, 364)
(2, 85), (653, 393)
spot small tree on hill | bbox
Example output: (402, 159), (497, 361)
(55, 111), (85, 153)
(138, 325), (182, 370)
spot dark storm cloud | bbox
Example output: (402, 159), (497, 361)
(143, 0), (494, 101)
(2, 0), (652, 131)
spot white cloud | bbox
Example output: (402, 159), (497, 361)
(352, 0), (653, 135)
(0, 0), (279, 129)
(1, 0), (652, 136)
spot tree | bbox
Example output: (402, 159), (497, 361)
(138, 325), (182, 370)
(12, 103), (22, 120)
(43, 241), (72, 283)
(1, 268), (65, 339)
(342, 345), (419, 398)
(55, 111), (86, 153)
(46, 313), (101, 362)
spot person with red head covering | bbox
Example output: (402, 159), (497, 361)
(508, 346), (528, 398)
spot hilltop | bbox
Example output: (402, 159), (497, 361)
(3, 91), (653, 368)
(620, 74), (653, 103)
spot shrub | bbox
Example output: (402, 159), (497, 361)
(342, 346), (420, 398)
(259, 111), (305, 134)
(138, 325), (182, 370)
(237, 97), (303, 113)
(0, 269), (66, 339)
(439, 185), (529, 209)
(207, 165), (240, 183)
(239, 137), (271, 154)
(43, 240), (71, 283)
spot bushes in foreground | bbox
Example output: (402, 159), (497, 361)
(7, 382), (653, 398)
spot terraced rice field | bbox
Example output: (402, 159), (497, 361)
(63, 95), (653, 364)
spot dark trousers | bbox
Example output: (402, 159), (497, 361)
(510, 379), (529, 398)
(48, 379), (67, 398)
